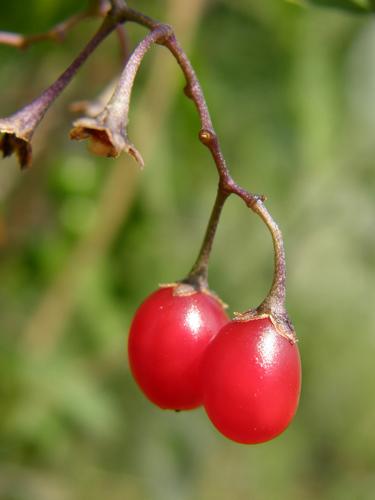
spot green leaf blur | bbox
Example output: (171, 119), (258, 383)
(305, 0), (375, 13)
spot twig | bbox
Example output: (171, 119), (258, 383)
(0, 1), (108, 50)
(116, 24), (130, 63)
(0, 3), (126, 168)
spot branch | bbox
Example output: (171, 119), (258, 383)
(0, 1), (108, 49)
(0, 4), (125, 168)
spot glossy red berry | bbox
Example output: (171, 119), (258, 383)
(128, 285), (228, 410)
(202, 316), (301, 444)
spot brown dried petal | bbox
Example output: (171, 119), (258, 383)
(0, 131), (32, 169)
(70, 117), (144, 167)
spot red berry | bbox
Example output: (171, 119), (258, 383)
(202, 316), (301, 444)
(128, 285), (228, 410)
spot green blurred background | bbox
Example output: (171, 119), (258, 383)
(1, 0), (375, 499)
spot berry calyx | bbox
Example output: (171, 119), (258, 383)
(202, 315), (301, 444)
(128, 284), (229, 410)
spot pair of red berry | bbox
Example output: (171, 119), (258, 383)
(128, 285), (301, 444)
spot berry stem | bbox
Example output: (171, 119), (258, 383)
(235, 201), (295, 341)
(186, 187), (229, 290)
(252, 201), (286, 314)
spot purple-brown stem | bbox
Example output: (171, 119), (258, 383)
(23, 18), (115, 125)
(116, 24), (130, 63)
(253, 202), (286, 313)
(186, 187), (229, 289)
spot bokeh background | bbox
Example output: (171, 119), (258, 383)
(1, 0), (375, 499)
